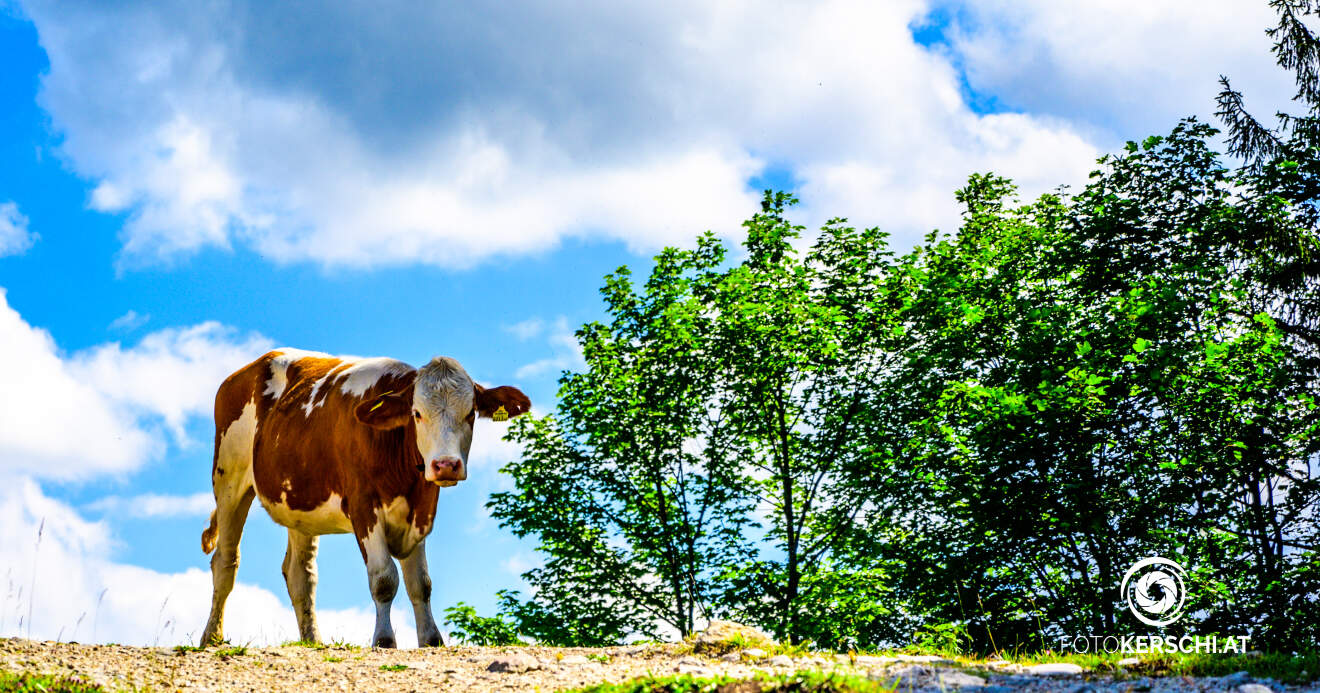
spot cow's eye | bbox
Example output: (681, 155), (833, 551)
(465, 409), (476, 424)
(413, 410), (422, 420)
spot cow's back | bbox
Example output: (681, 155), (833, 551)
(245, 350), (426, 539)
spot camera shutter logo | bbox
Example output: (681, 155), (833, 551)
(1121, 557), (1187, 627)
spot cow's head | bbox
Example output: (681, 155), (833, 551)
(353, 356), (530, 486)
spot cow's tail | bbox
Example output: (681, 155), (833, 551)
(201, 510), (218, 554)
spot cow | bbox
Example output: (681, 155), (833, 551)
(198, 349), (530, 648)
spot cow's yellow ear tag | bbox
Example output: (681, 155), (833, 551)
(492, 405), (509, 422)
(369, 399), (385, 412)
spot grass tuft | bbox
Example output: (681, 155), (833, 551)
(0, 670), (105, 692)
(172, 645), (203, 655)
(214, 645), (247, 659)
(281, 640), (327, 650)
(567, 670), (898, 693)
(378, 664), (408, 671)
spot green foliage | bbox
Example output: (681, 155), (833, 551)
(172, 644), (203, 654)
(442, 599), (522, 646)
(567, 670), (899, 693)
(908, 622), (970, 657)
(0, 671), (104, 693)
(378, 664), (408, 671)
(214, 645), (246, 658)
(482, 0), (1320, 653)
(489, 193), (902, 646)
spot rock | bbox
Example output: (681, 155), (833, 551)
(486, 653), (539, 673)
(1026, 662), (1084, 675)
(559, 654), (590, 665)
(1237, 685), (1273, 693)
(1117, 657), (1140, 667)
(1220, 671), (1252, 686)
(768, 655), (794, 667)
(985, 660), (1012, 667)
(743, 648), (768, 659)
(937, 670), (986, 688)
(719, 653), (740, 663)
(692, 620), (773, 653)
(855, 654), (896, 666)
(896, 653), (954, 664)
(980, 687), (1015, 693)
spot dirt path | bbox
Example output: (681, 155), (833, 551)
(1, 638), (1309, 692)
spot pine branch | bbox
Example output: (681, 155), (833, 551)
(1267, 0), (1320, 109)
(1216, 76), (1282, 164)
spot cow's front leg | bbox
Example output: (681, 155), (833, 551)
(401, 542), (442, 647)
(359, 527), (399, 648)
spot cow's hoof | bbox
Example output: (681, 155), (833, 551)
(419, 632), (441, 648)
(374, 635), (397, 649)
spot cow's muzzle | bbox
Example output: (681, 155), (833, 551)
(426, 456), (465, 486)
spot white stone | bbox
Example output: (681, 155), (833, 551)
(1026, 662), (1084, 675)
(769, 655), (794, 667)
(1237, 685), (1273, 693)
(743, 648), (768, 659)
(1117, 657), (1140, 667)
(897, 653), (953, 664)
(938, 670), (986, 688)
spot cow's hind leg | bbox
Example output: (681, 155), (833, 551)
(200, 399), (259, 647)
(283, 529), (321, 644)
(199, 485), (254, 646)
(359, 525), (399, 648)
(400, 542), (442, 647)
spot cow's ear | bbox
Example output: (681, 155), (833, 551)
(355, 392), (411, 429)
(473, 384), (531, 420)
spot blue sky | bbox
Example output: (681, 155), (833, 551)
(0, 0), (1295, 646)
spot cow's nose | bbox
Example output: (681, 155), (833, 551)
(430, 456), (462, 477)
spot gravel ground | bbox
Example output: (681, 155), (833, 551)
(1, 638), (1315, 692)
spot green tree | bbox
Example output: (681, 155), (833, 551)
(488, 194), (903, 647)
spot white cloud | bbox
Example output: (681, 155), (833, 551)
(70, 321), (273, 444)
(514, 317), (584, 381)
(0, 202), (35, 257)
(108, 309), (150, 332)
(504, 318), (544, 341)
(932, 0), (1298, 142)
(0, 288), (271, 480)
(84, 492), (213, 519)
(0, 478), (414, 646)
(21, 0), (1242, 267)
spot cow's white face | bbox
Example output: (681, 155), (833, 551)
(354, 355), (531, 486)
(411, 357), (475, 486)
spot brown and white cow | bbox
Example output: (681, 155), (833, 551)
(198, 349), (530, 648)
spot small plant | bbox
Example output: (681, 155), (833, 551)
(173, 645), (203, 654)
(908, 622), (969, 657)
(323, 655), (343, 663)
(442, 602), (521, 646)
(215, 645), (247, 659)
(0, 671), (105, 693)
(379, 664), (408, 671)
(586, 652), (611, 663)
(326, 639), (362, 650)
